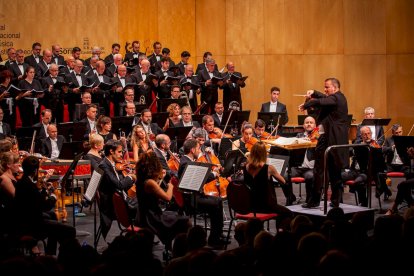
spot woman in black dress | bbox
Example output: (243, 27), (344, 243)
(96, 115), (117, 143)
(83, 133), (104, 172)
(135, 152), (190, 252)
(17, 66), (44, 126)
(0, 70), (16, 133)
(243, 142), (293, 228)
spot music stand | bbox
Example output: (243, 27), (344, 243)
(178, 162), (212, 225)
(164, 126), (193, 151)
(393, 136), (414, 168)
(151, 112), (169, 128)
(82, 167), (104, 249)
(60, 141), (87, 159)
(361, 118), (391, 127)
(257, 112), (287, 134)
(58, 122), (87, 142)
(157, 98), (188, 112)
(192, 114), (205, 126)
(221, 150), (246, 177)
(111, 116), (135, 137)
(58, 152), (85, 227)
(16, 126), (41, 138)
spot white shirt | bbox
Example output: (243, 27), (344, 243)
(50, 138), (60, 159)
(0, 122), (3, 134)
(368, 125), (376, 140)
(88, 118), (96, 132)
(269, 101), (278, 113)
(42, 123), (49, 137)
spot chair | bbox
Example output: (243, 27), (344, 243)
(112, 192), (140, 235)
(225, 181), (278, 249)
(291, 177), (305, 203)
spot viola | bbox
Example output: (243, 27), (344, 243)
(167, 149), (180, 172)
(260, 131), (279, 140)
(308, 127), (320, 142)
(208, 127), (233, 139)
(369, 140), (381, 149)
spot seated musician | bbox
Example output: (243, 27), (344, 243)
(97, 139), (136, 240)
(178, 139), (228, 248)
(12, 156), (76, 255)
(79, 104), (98, 135)
(40, 124), (66, 159)
(178, 106), (200, 128)
(356, 126), (391, 199)
(130, 124), (152, 162)
(119, 88), (140, 117)
(243, 142), (293, 227)
(153, 134), (178, 177)
(354, 106), (384, 145)
(382, 124), (410, 174)
(139, 109), (164, 136)
(212, 102), (224, 129)
(135, 152), (190, 252)
(186, 115), (222, 153)
(83, 133), (104, 172)
(96, 115), (117, 143)
(385, 147), (414, 215)
(163, 103), (181, 130)
(232, 122), (256, 153)
(33, 109), (53, 140)
(286, 116), (317, 205)
(253, 119), (274, 140)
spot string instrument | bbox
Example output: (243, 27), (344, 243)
(166, 149), (180, 172)
(307, 127), (320, 142)
(197, 147), (229, 198)
(260, 131), (279, 140)
(245, 137), (259, 152)
(369, 140), (381, 149)
(118, 131), (137, 198)
(148, 96), (159, 111)
(193, 101), (207, 115)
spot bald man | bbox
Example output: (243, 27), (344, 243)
(40, 124), (66, 159)
(221, 61), (246, 110)
(131, 59), (158, 105)
(35, 49), (53, 79)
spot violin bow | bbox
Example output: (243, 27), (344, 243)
(407, 123), (414, 136)
(217, 108), (235, 153)
(268, 115), (281, 138)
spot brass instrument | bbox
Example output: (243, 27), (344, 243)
(228, 101), (240, 111)
(139, 95), (146, 105)
(180, 91), (192, 112)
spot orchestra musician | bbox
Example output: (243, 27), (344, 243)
(33, 109), (52, 140)
(40, 124), (66, 159)
(170, 84), (181, 99)
(177, 106), (200, 128)
(382, 124), (409, 174)
(232, 122), (257, 153)
(135, 151), (190, 252)
(178, 139), (228, 248)
(286, 116), (317, 205)
(212, 102), (224, 129)
(83, 133), (104, 172)
(97, 139), (136, 240)
(12, 156), (76, 255)
(260, 86), (288, 126)
(299, 77), (349, 208)
(79, 104), (98, 135)
(242, 142), (293, 227)
(163, 103), (181, 130)
(139, 109), (164, 136)
(221, 61), (246, 110)
(96, 115), (117, 143)
(253, 119), (273, 140)
(354, 107), (385, 145)
(153, 134), (177, 177)
(130, 124), (152, 162)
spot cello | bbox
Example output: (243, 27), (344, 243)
(197, 147), (229, 198)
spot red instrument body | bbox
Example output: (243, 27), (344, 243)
(197, 151), (229, 198)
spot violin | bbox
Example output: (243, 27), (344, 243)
(245, 137), (259, 152)
(369, 140), (381, 149)
(307, 127), (320, 142)
(208, 127), (233, 139)
(260, 131), (279, 140)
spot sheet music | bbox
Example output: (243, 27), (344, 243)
(179, 164), (210, 192)
(84, 169), (103, 202)
(267, 157), (285, 174)
(272, 137), (310, 145)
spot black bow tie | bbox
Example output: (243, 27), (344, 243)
(120, 77), (125, 79)
(98, 74), (103, 76)
(76, 74), (81, 76)
(51, 77), (57, 79)
(18, 63), (24, 66)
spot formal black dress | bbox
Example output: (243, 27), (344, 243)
(83, 153), (102, 172)
(0, 84), (17, 133)
(17, 79), (43, 126)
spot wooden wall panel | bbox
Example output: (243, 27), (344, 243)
(387, 55), (414, 131)
(264, 0), (304, 54)
(344, 0), (386, 54)
(157, 0), (196, 62)
(195, 0), (226, 64)
(226, 0), (264, 55)
(386, 0), (414, 53)
(344, 55), (387, 122)
(302, 55), (345, 90)
(0, 0), (118, 59)
(118, 0), (158, 56)
(303, 0), (344, 54)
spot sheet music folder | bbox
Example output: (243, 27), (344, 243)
(267, 154), (289, 177)
(361, 118), (391, 126)
(178, 162), (212, 193)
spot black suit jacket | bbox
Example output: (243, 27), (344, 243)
(24, 55), (42, 68)
(40, 135), (66, 158)
(260, 101), (289, 125)
(354, 124), (384, 145)
(98, 157), (135, 238)
(33, 122), (48, 140)
(0, 122), (11, 137)
(52, 55), (65, 66)
(221, 71), (245, 109)
(9, 62), (29, 85)
(197, 69), (223, 103)
(103, 54), (114, 65)
(195, 63), (218, 75)
(35, 60), (51, 79)
(178, 155), (215, 185)
(211, 113), (223, 128)
(153, 147), (170, 172)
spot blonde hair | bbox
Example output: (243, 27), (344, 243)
(0, 152), (19, 175)
(130, 124), (147, 149)
(166, 103), (180, 117)
(89, 133), (104, 148)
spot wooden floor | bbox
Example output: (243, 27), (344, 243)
(63, 177), (404, 258)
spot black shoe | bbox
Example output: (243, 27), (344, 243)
(286, 196), (296, 206)
(384, 189), (392, 200)
(302, 201), (320, 208)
